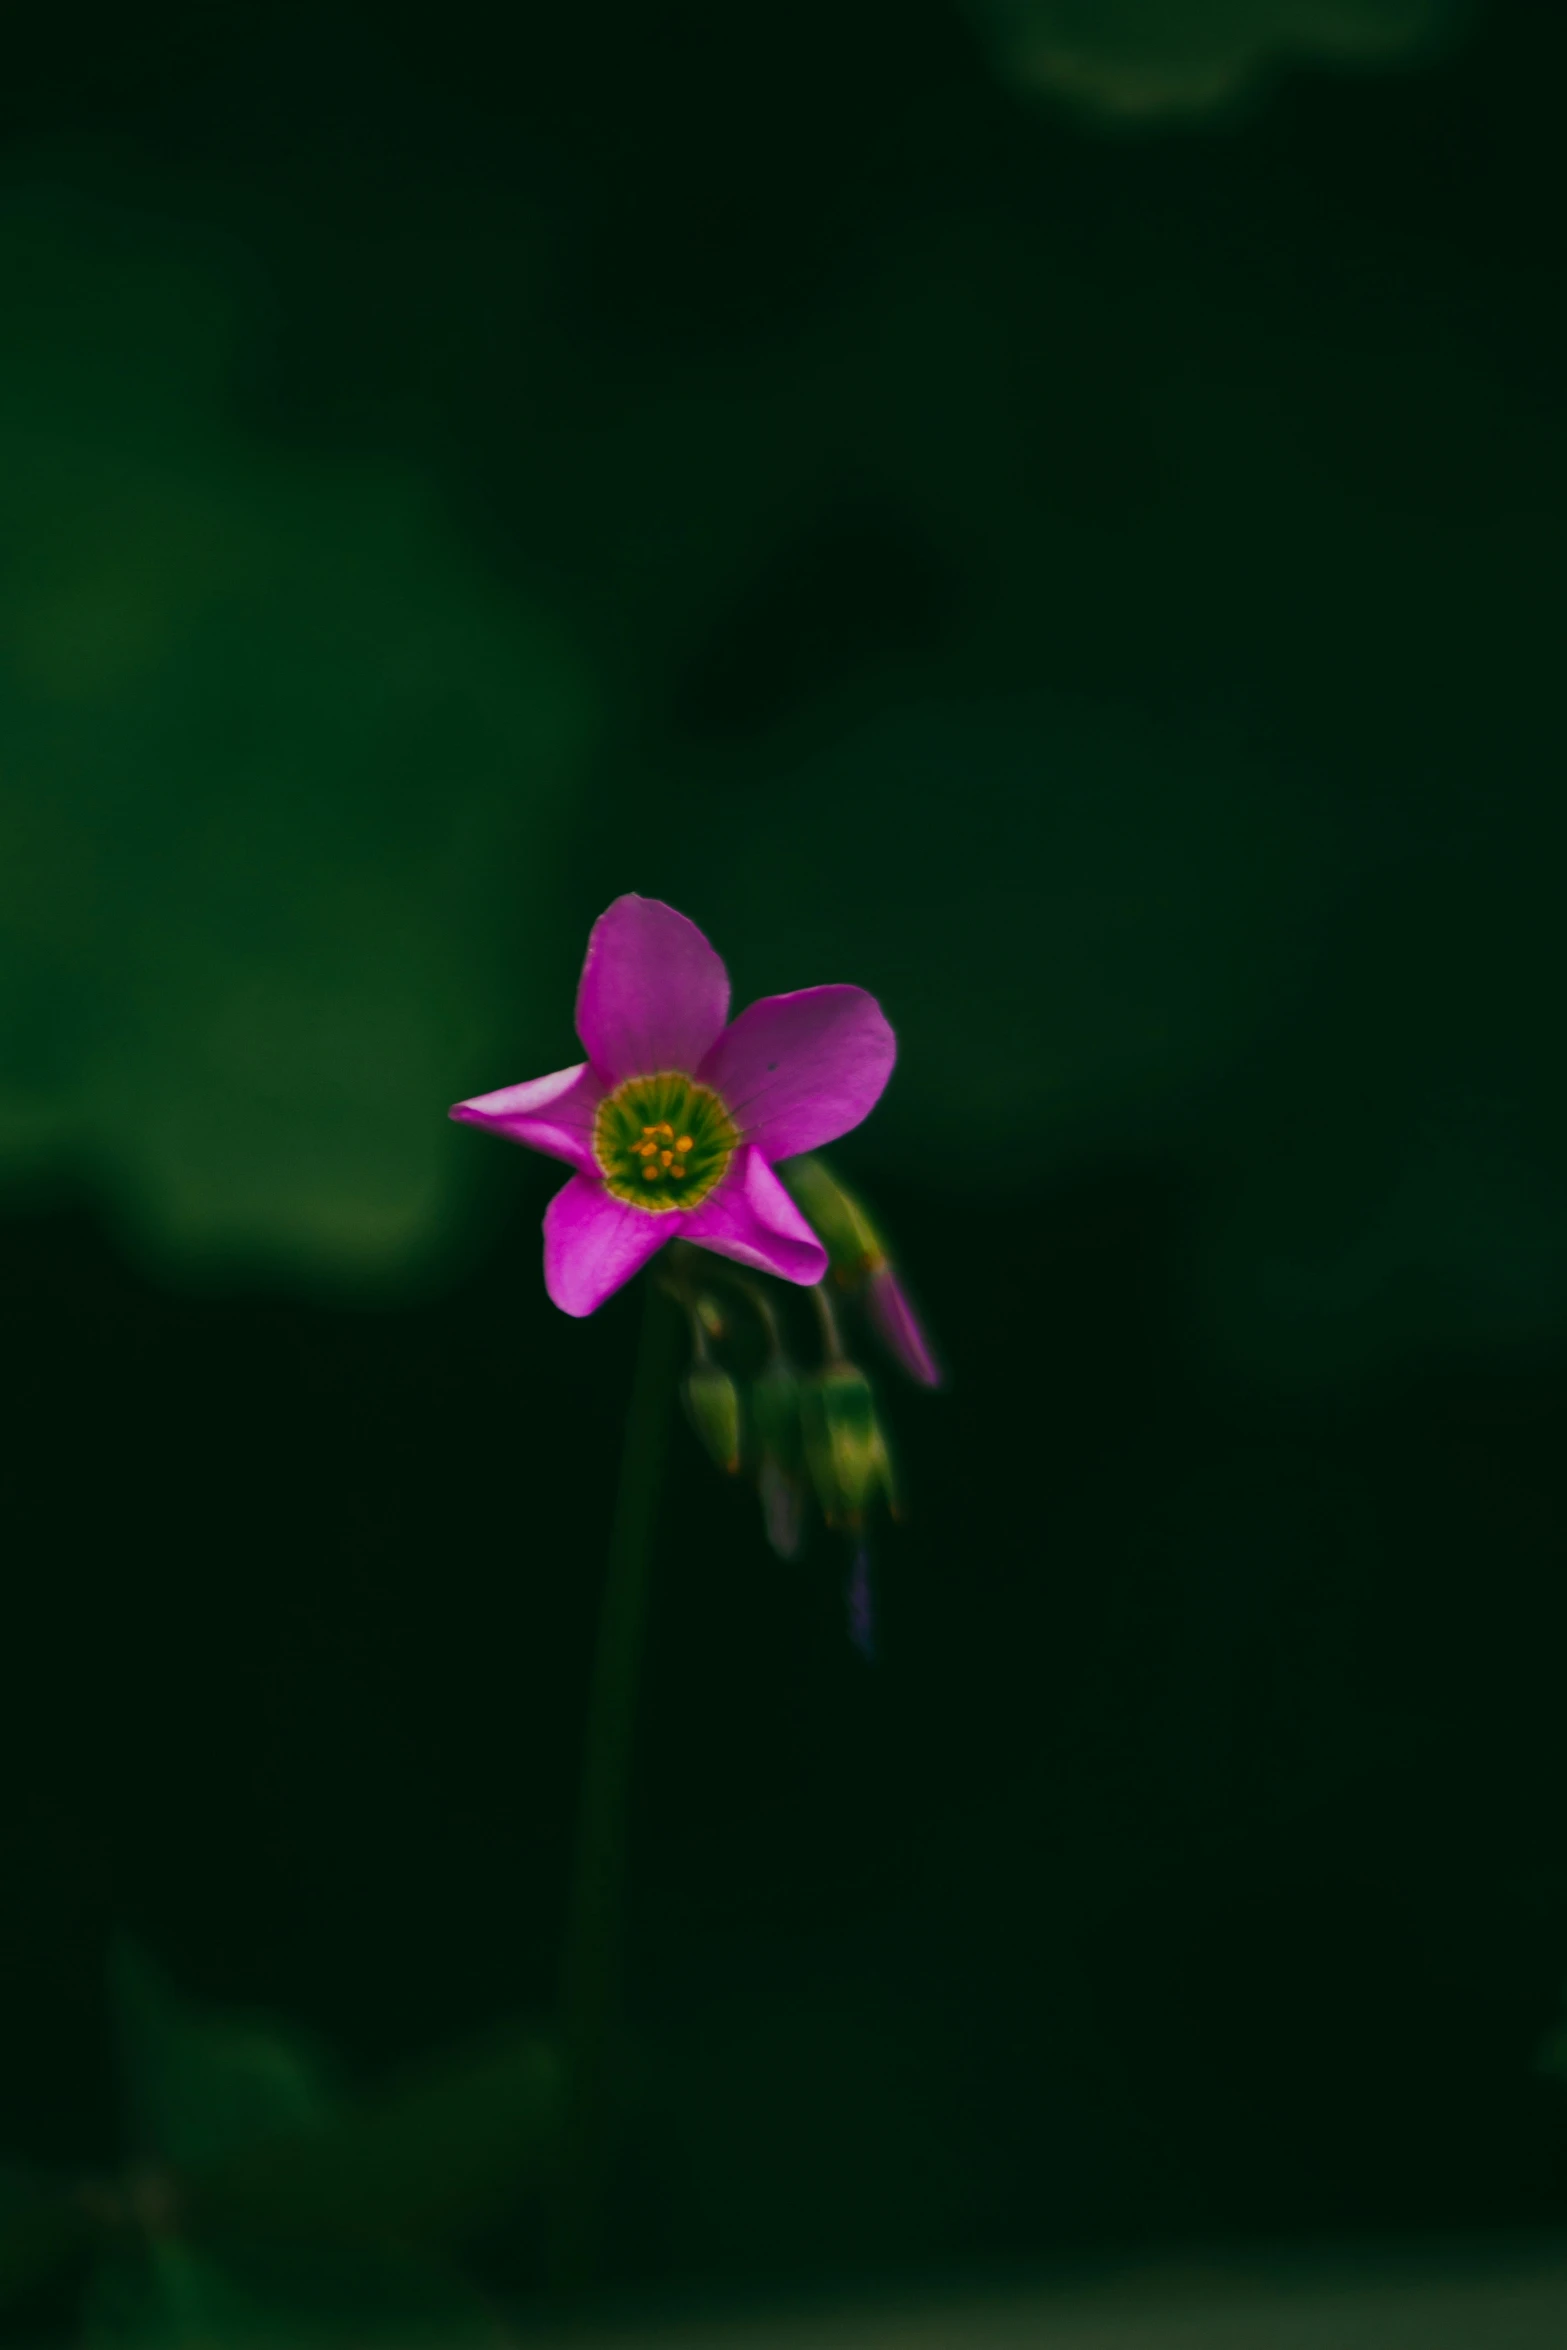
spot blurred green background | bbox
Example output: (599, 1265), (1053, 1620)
(4, 0), (1567, 2330)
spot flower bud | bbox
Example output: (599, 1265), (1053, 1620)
(865, 1260), (941, 1389)
(800, 1362), (896, 1530)
(750, 1358), (807, 1557)
(751, 1358), (801, 1466)
(779, 1156), (940, 1387)
(681, 1360), (742, 1475)
(692, 1292), (727, 1344)
(777, 1155), (880, 1278)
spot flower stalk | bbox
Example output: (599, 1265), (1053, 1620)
(554, 1278), (681, 2286)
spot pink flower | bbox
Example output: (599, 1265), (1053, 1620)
(450, 895), (897, 1317)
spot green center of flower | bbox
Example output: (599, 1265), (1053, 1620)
(594, 1071), (738, 1211)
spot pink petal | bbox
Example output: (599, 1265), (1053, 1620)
(575, 895), (730, 1084)
(699, 986), (895, 1161)
(682, 1148), (828, 1287)
(543, 1175), (675, 1317)
(449, 1063), (604, 1175)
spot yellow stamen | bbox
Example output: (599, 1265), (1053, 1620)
(593, 1071), (738, 1212)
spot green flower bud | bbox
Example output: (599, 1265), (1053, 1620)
(692, 1292), (727, 1343)
(751, 1357), (803, 1470)
(780, 1156), (941, 1386)
(799, 1361), (896, 1530)
(777, 1155), (881, 1287)
(682, 1360), (742, 1475)
(751, 1357), (807, 1557)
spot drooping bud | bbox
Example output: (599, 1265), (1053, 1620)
(777, 1155), (880, 1279)
(864, 1260), (941, 1388)
(681, 1360), (742, 1475)
(751, 1357), (807, 1559)
(799, 1361), (896, 1530)
(751, 1357), (801, 1467)
(778, 1156), (941, 1387)
(691, 1291), (728, 1344)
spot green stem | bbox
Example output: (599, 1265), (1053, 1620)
(809, 1276), (848, 1365)
(554, 1277), (680, 2288)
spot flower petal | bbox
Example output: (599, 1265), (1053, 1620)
(682, 1147), (828, 1287)
(543, 1175), (676, 1317)
(700, 985), (895, 1160)
(575, 895), (730, 1084)
(449, 1063), (604, 1174)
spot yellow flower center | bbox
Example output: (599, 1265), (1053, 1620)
(594, 1071), (738, 1211)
